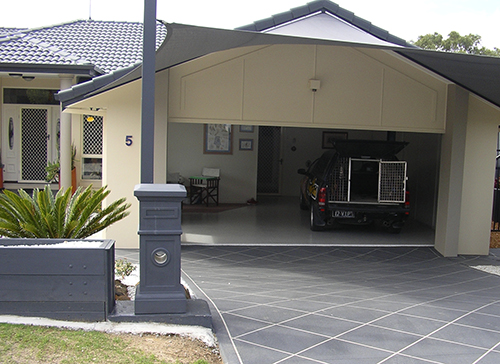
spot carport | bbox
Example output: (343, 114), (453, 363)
(58, 4), (500, 256)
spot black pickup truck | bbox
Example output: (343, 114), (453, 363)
(298, 140), (410, 233)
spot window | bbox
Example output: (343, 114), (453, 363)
(3, 88), (58, 105)
(82, 115), (103, 180)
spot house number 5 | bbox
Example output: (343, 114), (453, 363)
(125, 135), (133, 146)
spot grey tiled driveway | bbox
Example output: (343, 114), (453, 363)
(178, 246), (500, 364)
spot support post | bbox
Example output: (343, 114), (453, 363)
(134, 184), (187, 314)
(141, 0), (156, 183)
(59, 76), (73, 190)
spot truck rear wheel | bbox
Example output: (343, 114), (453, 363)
(310, 204), (325, 231)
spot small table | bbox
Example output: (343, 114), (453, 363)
(189, 176), (220, 206)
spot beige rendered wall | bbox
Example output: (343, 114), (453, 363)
(100, 81), (142, 248)
(435, 86), (500, 256)
(458, 95), (500, 255)
(435, 86), (469, 256)
(168, 45), (448, 133)
(101, 77), (169, 248)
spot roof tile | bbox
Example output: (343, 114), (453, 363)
(351, 16), (371, 32)
(369, 25), (389, 40)
(320, 0), (340, 14)
(290, 5), (311, 19)
(336, 7), (355, 22)
(0, 19), (168, 75)
(272, 11), (294, 25)
(253, 18), (277, 32)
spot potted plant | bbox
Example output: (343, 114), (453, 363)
(45, 144), (78, 192)
(45, 160), (60, 183)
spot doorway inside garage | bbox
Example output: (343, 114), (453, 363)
(257, 126), (282, 194)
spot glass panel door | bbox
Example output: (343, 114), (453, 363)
(257, 126), (282, 194)
(20, 107), (49, 181)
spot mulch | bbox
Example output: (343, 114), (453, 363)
(492, 224), (500, 248)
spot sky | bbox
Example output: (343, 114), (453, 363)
(1, 0), (500, 49)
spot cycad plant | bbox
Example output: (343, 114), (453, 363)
(0, 185), (130, 239)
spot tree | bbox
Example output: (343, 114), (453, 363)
(412, 31), (500, 56)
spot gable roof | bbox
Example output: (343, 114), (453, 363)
(237, 0), (413, 48)
(0, 20), (167, 76)
(57, 0), (500, 110)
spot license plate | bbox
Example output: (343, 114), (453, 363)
(334, 210), (355, 218)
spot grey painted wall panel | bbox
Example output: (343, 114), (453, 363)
(0, 239), (115, 321)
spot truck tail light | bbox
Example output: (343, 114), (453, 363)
(318, 187), (327, 212)
(405, 191), (410, 215)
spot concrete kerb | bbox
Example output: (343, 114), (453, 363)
(0, 315), (217, 347)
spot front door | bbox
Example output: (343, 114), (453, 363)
(21, 107), (50, 181)
(2, 105), (59, 182)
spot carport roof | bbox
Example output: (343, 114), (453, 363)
(57, 3), (500, 110)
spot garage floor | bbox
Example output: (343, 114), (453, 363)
(181, 196), (435, 247)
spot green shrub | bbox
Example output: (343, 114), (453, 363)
(0, 185), (130, 239)
(115, 258), (136, 280)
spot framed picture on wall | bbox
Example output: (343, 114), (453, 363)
(239, 125), (254, 133)
(204, 124), (233, 154)
(322, 131), (348, 149)
(239, 139), (253, 151)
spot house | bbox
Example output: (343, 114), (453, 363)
(0, 19), (167, 190)
(7, 1), (500, 256)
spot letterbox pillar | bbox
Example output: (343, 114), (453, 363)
(134, 184), (187, 314)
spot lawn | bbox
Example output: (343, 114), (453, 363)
(0, 323), (222, 364)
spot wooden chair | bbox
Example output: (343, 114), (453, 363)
(189, 168), (220, 206)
